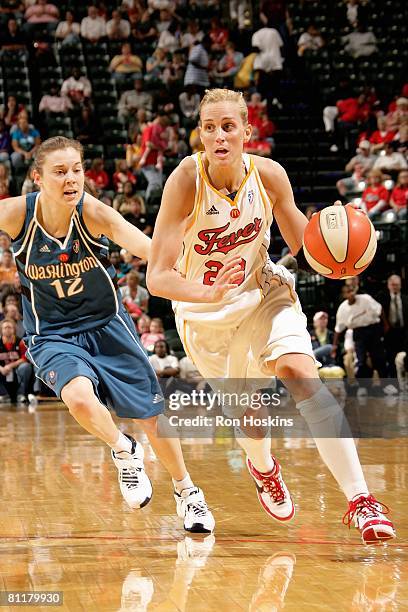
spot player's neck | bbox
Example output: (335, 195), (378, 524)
(37, 194), (73, 237)
(205, 158), (246, 194)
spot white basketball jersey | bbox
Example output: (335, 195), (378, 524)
(174, 152), (277, 327)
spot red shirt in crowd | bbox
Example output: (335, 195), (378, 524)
(85, 169), (110, 189)
(140, 122), (167, 166)
(369, 129), (396, 145)
(337, 97), (371, 123)
(362, 185), (389, 211)
(391, 185), (408, 208)
(113, 170), (137, 191)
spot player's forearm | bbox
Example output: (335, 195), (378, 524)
(147, 268), (211, 302)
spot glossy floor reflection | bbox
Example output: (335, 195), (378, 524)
(0, 402), (407, 611)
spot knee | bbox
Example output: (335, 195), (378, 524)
(66, 395), (93, 419)
(138, 415), (158, 436)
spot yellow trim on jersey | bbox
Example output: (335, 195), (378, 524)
(197, 152), (254, 207)
(254, 166), (274, 214)
(185, 171), (204, 232)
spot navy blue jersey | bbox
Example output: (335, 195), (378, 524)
(12, 192), (121, 336)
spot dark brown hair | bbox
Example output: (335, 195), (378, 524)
(33, 136), (84, 175)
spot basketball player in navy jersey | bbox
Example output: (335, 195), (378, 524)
(0, 136), (214, 534)
(148, 88), (395, 543)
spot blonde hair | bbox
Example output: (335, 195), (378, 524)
(199, 88), (248, 125)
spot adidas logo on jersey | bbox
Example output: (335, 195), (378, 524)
(39, 244), (51, 253)
(152, 394), (163, 404)
(206, 205), (219, 215)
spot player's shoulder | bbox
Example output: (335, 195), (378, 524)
(165, 155), (197, 193)
(0, 195), (27, 238)
(251, 155), (287, 179)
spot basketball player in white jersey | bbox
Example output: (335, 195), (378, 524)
(147, 89), (396, 543)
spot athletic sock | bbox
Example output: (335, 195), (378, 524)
(235, 427), (275, 474)
(111, 431), (133, 454)
(296, 386), (369, 501)
(173, 473), (194, 494)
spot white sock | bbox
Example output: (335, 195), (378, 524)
(235, 427), (275, 473)
(297, 386), (369, 501)
(110, 431), (133, 454)
(173, 473), (194, 494)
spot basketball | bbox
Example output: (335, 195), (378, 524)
(302, 204), (377, 279)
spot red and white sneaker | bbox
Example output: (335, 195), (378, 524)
(246, 456), (295, 522)
(343, 494), (396, 544)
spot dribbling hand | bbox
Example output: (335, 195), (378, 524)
(204, 256), (245, 303)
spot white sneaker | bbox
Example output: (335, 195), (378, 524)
(174, 487), (215, 533)
(111, 435), (152, 509)
(247, 456), (295, 522)
(343, 494), (396, 544)
(17, 394), (27, 405)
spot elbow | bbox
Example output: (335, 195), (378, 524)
(146, 269), (161, 297)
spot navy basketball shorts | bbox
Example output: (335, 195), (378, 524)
(26, 311), (164, 419)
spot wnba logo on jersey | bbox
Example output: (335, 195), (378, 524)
(194, 218), (263, 256)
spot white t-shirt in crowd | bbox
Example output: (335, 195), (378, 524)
(149, 354), (179, 373)
(335, 294), (382, 333)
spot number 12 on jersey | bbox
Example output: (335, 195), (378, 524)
(203, 258), (246, 286)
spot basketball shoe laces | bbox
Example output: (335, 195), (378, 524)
(187, 492), (210, 518)
(342, 494), (390, 528)
(120, 466), (143, 490)
(258, 468), (286, 504)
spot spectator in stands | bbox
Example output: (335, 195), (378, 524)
(118, 78), (153, 124)
(0, 319), (32, 404)
(120, 270), (149, 314)
(136, 313), (151, 335)
(149, 339), (180, 396)
(123, 196), (153, 235)
(323, 93), (372, 151)
(0, 163), (10, 194)
(209, 15), (229, 51)
(0, 120), (11, 165)
(310, 311), (335, 366)
(229, 0), (249, 30)
(140, 317), (165, 353)
(55, 10), (81, 47)
(109, 250), (126, 280)
(337, 0), (368, 29)
(0, 249), (17, 288)
(130, 6), (158, 50)
(0, 179), (10, 200)
(211, 42), (244, 88)
(252, 20), (284, 108)
(386, 97), (408, 131)
(61, 66), (92, 108)
(336, 161), (366, 199)
(244, 126), (272, 156)
(345, 139), (375, 174)
(332, 285), (388, 389)
(73, 106), (99, 145)
(373, 142), (408, 173)
(390, 170), (408, 218)
(109, 42), (143, 83)
(21, 164), (38, 195)
(394, 122), (408, 157)
(157, 19), (180, 54)
(342, 22), (377, 59)
(0, 2), (24, 24)
(0, 95), (24, 130)
(10, 112), (41, 173)
(106, 9), (131, 40)
(162, 50), (185, 89)
(138, 112), (169, 203)
(80, 5), (106, 44)
(113, 179), (136, 213)
(38, 83), (72, 115)
(184, 35), (211, 92)
(23, 0), (59, 38)
(85, 158), (113, 206)
(368, 116), (396, 153)
(376, 274), (408, 380)
(0, 17), (28, 58)
(145, 47), (168, 84)
(297, 23), (324, 56)
(178, 86), (200, 128)
(1, 303), (24, 338)
(180, 19), (203, 49)
(113, 159), (136, 193)
(360, 169), (390, 218)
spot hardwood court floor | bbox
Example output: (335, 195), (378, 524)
(0, 402), (407, 611)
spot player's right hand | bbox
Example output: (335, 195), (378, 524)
(205, 256), (245, 303)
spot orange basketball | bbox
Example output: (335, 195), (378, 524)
(302, 204), (377, 279)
